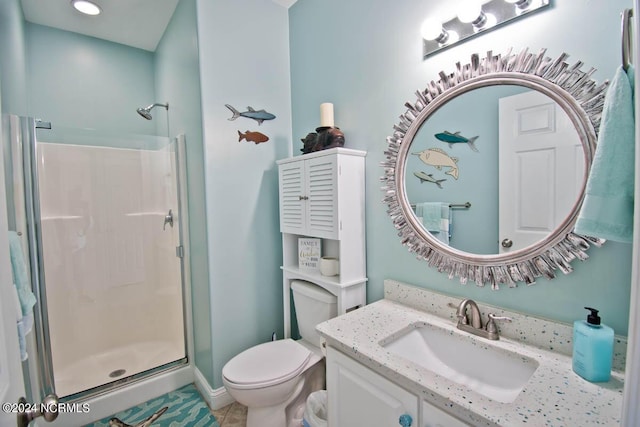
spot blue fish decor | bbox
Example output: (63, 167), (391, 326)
(225, 104), (276, 125)
(435, 131), (479, 152)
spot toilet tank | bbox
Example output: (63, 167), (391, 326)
(291, 280), (337, 348)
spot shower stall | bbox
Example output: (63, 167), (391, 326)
(3, 114), (190, 407)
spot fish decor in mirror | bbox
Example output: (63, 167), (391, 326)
(238, 130), (269, 144)
(225, 104), (276, 125)
(413, 148), (460, 180)
(381, 47), (608, 290)
(435, 131), (479, 152)
(414, 171), (446, 189)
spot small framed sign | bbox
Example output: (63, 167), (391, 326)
(298, 238), (321, 271)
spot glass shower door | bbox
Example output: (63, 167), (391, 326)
(32, 128), (187, 398)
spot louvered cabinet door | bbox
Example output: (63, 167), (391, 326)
(278, 160), (307, 234)
(306, 155), (340, 239)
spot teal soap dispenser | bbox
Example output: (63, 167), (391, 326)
(572, 307), (614, 382)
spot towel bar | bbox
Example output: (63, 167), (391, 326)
(622, 8), (633, 71)
(410, 202), (471, 209)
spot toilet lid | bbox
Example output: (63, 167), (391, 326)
(223, 339), (311, 386)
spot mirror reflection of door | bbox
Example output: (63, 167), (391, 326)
(498, 90), (584, 253)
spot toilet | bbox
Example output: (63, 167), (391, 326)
(222, 280), (337, 427)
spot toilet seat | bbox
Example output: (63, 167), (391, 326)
(222, 339), (311, 389)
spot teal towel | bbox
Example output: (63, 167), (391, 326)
(574, 65), (635, 243)
(8, 231), (36, 315)
(415, 202), (441, 231)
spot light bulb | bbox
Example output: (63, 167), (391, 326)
(446, 31), (460, 44)
(421, 18), (447, 43)
(71, 0), (102, 15)
(457, 2), (483, 24)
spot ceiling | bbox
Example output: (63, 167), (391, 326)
(21, 0), (179, 51)
(21, 0), (298, 52)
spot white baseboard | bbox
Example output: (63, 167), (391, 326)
(194, 367), (235, 410)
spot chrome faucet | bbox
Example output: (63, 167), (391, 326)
(456, 299), (483, 329)
(455, 299), (512, 340)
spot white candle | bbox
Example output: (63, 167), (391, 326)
(320, 103), (334, 127)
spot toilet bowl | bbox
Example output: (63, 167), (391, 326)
(222, 280), (337, 427)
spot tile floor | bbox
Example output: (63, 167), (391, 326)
(83, 382), (249, 426)
(211, 402), (248, 427)
(86, 384), (220, 426)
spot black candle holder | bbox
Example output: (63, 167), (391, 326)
(300, 126), (345, 154)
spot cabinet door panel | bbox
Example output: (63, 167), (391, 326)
(279, 161), (306, 234)
(328, 348), (417, 426)
(306, 156), (339, 239)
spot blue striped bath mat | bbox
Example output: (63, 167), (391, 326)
(86, 384), (219, 426)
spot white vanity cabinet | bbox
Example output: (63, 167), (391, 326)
(327, 347), (418, 426)
(327, 347), (472, 427)
(277, 148), (367, 338)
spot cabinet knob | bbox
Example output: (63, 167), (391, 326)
(298, 195), (309, 200)
(398, 414), (413, 427)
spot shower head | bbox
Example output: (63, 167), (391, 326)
(136, 107), (153, 120)
(136, 102), (169, 120)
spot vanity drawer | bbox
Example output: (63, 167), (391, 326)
(421, 399), (471, 427)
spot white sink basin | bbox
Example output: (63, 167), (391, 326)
(381, 322), (539, 403)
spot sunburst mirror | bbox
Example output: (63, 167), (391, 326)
(381, 48), (607, 290)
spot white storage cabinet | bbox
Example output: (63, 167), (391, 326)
(277, 148), (367, 338)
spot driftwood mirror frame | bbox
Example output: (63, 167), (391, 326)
(381, 48), (607, 290)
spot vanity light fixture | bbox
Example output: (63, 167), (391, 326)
(423, 0), (549, 59)
(504, 0), (532, 9)
(71, 0), (102, 16)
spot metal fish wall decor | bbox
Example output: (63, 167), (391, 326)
(435, 131), (479, 152)
(238, 130), (269, 144)
(225, 104), (276, 125)
(413, 171), (446, 188)
(412, 148), (460, 180)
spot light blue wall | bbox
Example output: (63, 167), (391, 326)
(290, 0), (633, 335)
(196, 0), (292, 388)
(0, 0), (28, 232)
(0, 0), (28, 116)
(154, 0), (213, 386)
(26, 24), (156, 135)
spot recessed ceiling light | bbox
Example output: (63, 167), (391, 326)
(71, 0), (102, 16)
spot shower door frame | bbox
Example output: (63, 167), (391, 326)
(15, 117), (194, 404)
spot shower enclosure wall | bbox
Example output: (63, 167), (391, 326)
(3, 115), (190, 405)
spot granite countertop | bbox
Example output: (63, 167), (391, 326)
(317, 287), (624, 427)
